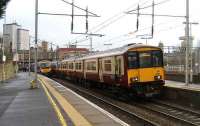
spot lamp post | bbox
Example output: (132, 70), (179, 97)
(29, 36), (31, 77)
(2, 34), (9, 83)
(183, 21), (198, 83)
(33, 0), (38, 88)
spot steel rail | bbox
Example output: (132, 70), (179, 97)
(133, 102), (200, 126)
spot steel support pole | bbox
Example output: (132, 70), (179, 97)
(1, 37), (4, 82)
(185, 0), (189, 85)
(29, 37), (31, 76)
(34, 0), (38, 86)
(189, 24), (192, 83)
(90, 36), (92, 52)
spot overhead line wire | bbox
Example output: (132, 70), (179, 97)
(71, 0), (148, 44)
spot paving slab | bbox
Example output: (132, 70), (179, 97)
(0, 72), (61, 126)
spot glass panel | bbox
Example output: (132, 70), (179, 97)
(128, 52), (138, 69)
(139, 52), (152, 68)
(104, 60), (112, 72)
(75, 63), (79, 69)
(40, 63), (50, 68)
(87, 61), (96, 71)
(79, 63), (82, 70)
(152, 50), (163, 67)
(104, 64), (111, 71)
(69, 63), (73, 69)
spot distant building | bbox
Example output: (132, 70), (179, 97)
(3, 23), (30, 51)
(41, 41), (48, 52)
(3, 23), (21, 52)
(57, 48), (89, 60)
(17, 28), (29, 50)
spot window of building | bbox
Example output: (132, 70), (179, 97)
(104, 60), (112, 72)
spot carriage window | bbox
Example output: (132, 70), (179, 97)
(128, 52), (138, 69)
(79, 63), (82, 70)
(75, 62), (82, 70)
(87, 61), (96, 71)
(66, 63), (68, 69)
(68, 63), (74, 69)
(152, 50), (163, 67)
(104, 60), (112, 72)
(75, 63), (79, 70)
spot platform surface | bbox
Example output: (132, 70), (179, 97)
(165, 80), (200, 91)
(39, 75), (129, 126)
(0, 72), (128, 126)
(0, 72), (61, 126)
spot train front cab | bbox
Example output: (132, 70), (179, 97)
(126, 47), (165, 97)
(39, 61), (52, 75)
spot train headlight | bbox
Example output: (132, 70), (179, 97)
(130, 77), (138, 82)
(154, 75), (162, 80)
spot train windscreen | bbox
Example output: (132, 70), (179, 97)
(139, 52), (152, 68)
(128, 52), (138, 69)
(128, 50), (163, 69)
(40, 63), (50, 68)
(152, 50), (163, 67)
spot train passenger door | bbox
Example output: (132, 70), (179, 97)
(115, 56), (123, 76)
(83, 60), (86, 79)
(98, 58), (104, 82)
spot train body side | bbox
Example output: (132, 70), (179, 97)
(50, 44), (165, 96)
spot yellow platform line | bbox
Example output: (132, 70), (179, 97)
(39, 79), (67, 126)
(39, 77), (93, 126)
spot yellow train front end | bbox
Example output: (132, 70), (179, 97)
(39, 61), (52, 76)
(40, 67), (52, 74)
(127, 47), (165, 97)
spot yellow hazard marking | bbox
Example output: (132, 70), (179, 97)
(39, 77), (93, 126)
(39, 79), (68, 126)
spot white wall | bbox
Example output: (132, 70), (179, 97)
(17, 29), (29, 50)
(3, 23), (21, 52)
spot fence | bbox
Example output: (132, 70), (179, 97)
(163, 46), (200, 83)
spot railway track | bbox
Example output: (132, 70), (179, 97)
(150, 100), (200, 126)
(52, 77), (200, 126)
(131, 99), (200, 126)
(53, 78), (158, 126)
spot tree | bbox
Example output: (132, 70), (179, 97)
(0, 0), (10, 18)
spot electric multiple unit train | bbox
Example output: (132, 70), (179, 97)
(40, 43), (165, 97)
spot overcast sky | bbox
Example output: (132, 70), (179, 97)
(0, 0), (200, 50)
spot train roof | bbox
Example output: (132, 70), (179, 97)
(62, 43), (161, 62)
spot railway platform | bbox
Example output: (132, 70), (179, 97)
(0, 72), (128, 126)
(0, 72), (62, 126)
(162, 80), (200, 110)
(165, 80), (200, 91)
